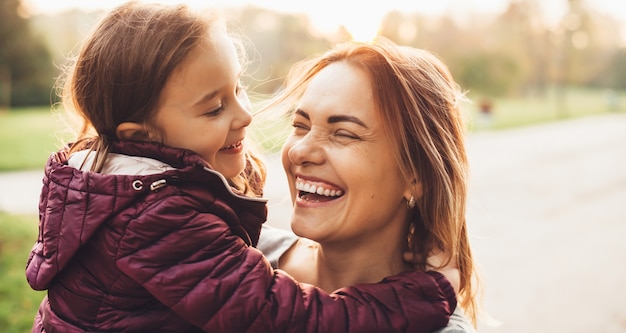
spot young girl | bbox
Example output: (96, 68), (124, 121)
(26, 2), (456, 332)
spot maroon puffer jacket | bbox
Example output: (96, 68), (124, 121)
(26, 140), (456, 332)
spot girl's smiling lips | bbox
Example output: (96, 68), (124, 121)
(219, 140), (243, 153)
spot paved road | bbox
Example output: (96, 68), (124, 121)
(463, 113), (626, 332)
(2, 113), (625, 332)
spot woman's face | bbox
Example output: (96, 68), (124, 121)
(281, 62), (411, 246)
(152, 31), (251, 179)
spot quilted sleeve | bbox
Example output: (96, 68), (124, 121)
(116, 197), (455, 333)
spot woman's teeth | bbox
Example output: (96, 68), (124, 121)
(295, 180), (343, 197)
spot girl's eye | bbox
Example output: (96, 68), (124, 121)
(205, 105), (224, 117)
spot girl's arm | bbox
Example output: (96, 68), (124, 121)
(259, 224), (472, 332)
(116, 198), (456, 332)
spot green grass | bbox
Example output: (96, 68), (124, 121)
(0, 107), (65, 171)
(465, 87), (625, 131)
(0, 213), (45, 333)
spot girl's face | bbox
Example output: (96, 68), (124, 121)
(281, 62), (412, 248)
(152, 31), (251, 179)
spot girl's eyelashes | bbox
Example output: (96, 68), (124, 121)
(205, 105), (224, 117)
(202, 83), (246, 117)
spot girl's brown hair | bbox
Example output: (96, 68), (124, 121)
(269, 37), (480, 325)
(57, 1), (265, 196)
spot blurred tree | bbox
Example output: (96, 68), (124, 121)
(553, 0), (606, 116)
(30, 9), (104, 66)
(453, 51), (521, 96)
(609, 49), (626, 90)
(21, 2), (625, 105)
(0, 0), (55, 108)
(231, 6), (330, 94)
(493, 0), (550, 96)
(381, 6), (530, 97)
(593, 48), (626, 90)
(557, 0), (592, 86)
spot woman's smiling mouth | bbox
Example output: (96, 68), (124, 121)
(295, 177), (344, 203)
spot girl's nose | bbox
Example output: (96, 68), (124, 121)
(233, 94), (252, 129)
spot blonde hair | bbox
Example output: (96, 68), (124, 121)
(57, 1), (265, 196)
(268, 37), (480, 325)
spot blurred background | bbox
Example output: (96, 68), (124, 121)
(1, 0), (625, 332)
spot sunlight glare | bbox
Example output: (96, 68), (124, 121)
(342, 15), (382, 42)
(326, 4), (386, 42)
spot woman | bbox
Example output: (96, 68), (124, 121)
(258, 37), (480, 331)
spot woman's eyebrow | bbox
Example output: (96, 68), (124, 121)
(328, 115), (368, 128)
(294, 109), (310, 120)
(295, 108), (368, 128)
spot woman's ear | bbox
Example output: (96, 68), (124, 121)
(116, 122), (150, 141)
(404, 178), (423, 202)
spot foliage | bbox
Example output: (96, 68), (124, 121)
(16, 1), (626, 105)
(452, 52), (522, 97)
(0, 0), (55, 107)
(379, 1), (623, 97)
(0, 212), (44, 333)
(592, 48), (626, 90)
(610, 49), (626, 90)
(230, 6), (332, 94)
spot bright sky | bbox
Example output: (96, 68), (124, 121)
(22, 0), (626, 42)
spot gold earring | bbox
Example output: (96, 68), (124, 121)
(407, 196), (415, 208)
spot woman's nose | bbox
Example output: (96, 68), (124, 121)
(286, 132), (324, 166)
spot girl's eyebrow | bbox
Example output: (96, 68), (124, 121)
(192, 71), (243, 108)
(192, 90), (219, 108)
(295, 109), (368, 128)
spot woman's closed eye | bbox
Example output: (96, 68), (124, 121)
(333, 129), (360, 140)
(291, 121), (310, 133)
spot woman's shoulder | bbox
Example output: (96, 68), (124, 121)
(256, 225), (298, 268)
(433, 307), (477, 333)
